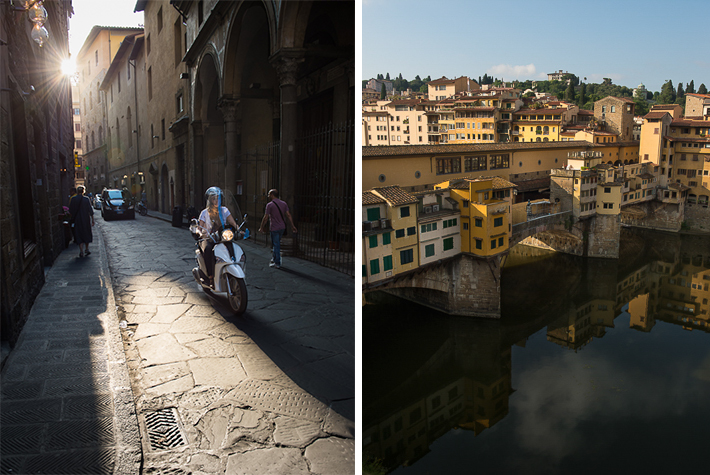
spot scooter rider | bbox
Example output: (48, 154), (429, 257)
(198, 187), (238, 285)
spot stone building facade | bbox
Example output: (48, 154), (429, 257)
(594, 96), (635, 142)
(1, 0), (74, 347)
(170, 0), (356, 273)
(76, 26), (143, 195)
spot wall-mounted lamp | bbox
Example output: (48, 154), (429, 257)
(9, 1), (49, 47)
(179, 72), (189, 79)
(0, 85), (35, 95)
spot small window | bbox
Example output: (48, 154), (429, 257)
(475, 218), (483, 227)
(366, 208), (381, 222)
(368, 235), (378, 248)
(443, 237), (454, 251)
(370, 259), (380, 276)
(383, 255), (393, 271)
(382, 233), (391, 245)
(400, 206), (410, 218)
(425, 244), (435, 258)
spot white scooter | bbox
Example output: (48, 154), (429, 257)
(190, 215), (249, 315)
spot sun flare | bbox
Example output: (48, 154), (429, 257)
(61, 57), (76, 76)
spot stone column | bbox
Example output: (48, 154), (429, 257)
(191, 120), (204, 207)
(270, 52), (304, 215)
(218, 96), (241, 201)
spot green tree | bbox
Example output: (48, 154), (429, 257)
(686, 80), (695, 94)
(377, 74), (383, 80)
(698, 83), (707, 94)
(380, 83), (386, 100)
(677, 82), (684, 100)
(362, 80), (368, 89)
(578, 83), (586, 106)
(564, 81), (575, 102)
(385, 72), (390, 81)
(659, 80), (675, 104)
(633, 88), (650, 116)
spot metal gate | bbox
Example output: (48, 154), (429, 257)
(237, 121), (354, 277)
(294, 121), (355, 276)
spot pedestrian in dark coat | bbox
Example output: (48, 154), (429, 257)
(69, 185), (95, 257)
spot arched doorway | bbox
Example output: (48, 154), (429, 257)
(160, 163), (169, 213)
(193, 53), (224, 203)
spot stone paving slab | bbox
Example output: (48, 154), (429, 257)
(0, 230), (141, 475)
(101, 214), (355, 473)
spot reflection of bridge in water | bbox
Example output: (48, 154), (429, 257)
(364, 209), (600, 318)
(363, 230), (710, 473)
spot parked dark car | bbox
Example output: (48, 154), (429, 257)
(101, 189), (135, 220)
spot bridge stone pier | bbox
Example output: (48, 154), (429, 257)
(369, 254), (503, 318)
(512, 211), (621, 259)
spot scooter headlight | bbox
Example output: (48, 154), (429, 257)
(221, 229), (234, 241)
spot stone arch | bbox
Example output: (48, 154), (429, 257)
(222, 1), (279, 213)
(193, 52), (224, 197)
(160, 162), (170, 213)
(223, 1), (277, 97)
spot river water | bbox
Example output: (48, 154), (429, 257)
(363, 229), (710, 475)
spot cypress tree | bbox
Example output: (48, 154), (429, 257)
(686, 80), (695, 94)
(380, 83), (387, 100)
(698, 84), (707, 94)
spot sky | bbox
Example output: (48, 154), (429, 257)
(68, 0), (143, 58)
(362, 0), (709, 94)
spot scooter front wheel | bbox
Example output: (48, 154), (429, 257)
(139, 207), (148, 216)
(226, 275), (248, 315)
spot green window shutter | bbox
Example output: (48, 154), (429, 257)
(370, 259), (380, 275)
(383, 255), (393, 271)
(369, 235), (378, 248)
(382, 232), (391, 245)
(425, 244), (435, 257)
(443, 237), (454, 251)
(363, 265), (367, 277)
(367, 208), (381, 221)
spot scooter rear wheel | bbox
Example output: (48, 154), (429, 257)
(226, 275), (248, 315)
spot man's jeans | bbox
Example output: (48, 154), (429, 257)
(270, 229), (284, 266)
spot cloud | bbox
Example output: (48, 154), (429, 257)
(486, 64), (537, 80)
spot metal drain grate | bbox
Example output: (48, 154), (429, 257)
(143, 408), (187, 451)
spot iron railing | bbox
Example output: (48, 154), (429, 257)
(237, 121), (354, 277)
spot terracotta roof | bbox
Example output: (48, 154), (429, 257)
(686, 93), (710, 100)
(577, 110), (595, 115)
(428, 77), (456, 85)
(663, 136), (710, 144)
(371, 186), (419, 206)
(601, 96), (635, 104)
(363, 111), (389, 116)
(448, 176), (517, 190)
(650, 105), (679, 110)
(644, 111), (669, 120)
(362, 141), (594, 157)
(670, 118), (710, 126)
(363, 191), (385, 205)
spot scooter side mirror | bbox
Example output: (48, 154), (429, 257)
(189, 219), (201, 240)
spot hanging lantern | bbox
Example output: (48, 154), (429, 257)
(28, 3), (47, 24)
(31, 23), (48, 47)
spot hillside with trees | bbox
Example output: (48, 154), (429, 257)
(364, 72), (707, 116)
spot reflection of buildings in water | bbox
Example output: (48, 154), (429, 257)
(546, 298), (616, 350)
(363, 328), (513, 471)
(547, 249), (710, 348)
(364, 233), (710, 472)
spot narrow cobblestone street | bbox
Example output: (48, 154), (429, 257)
(103, 213), (355, 474)
(1, 212), (354, 475)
